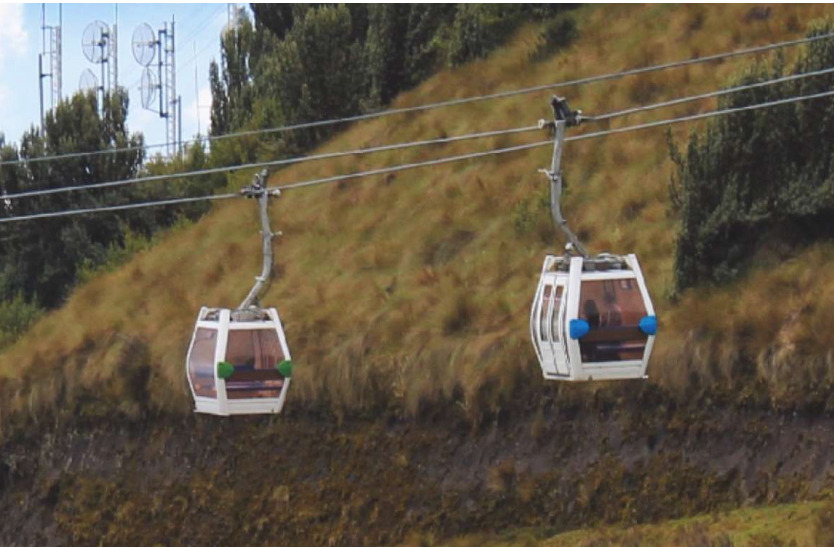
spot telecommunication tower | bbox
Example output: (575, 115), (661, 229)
(39, 4), (63, 131)
(79, 18), (118, 114)
(133, 18), (181, 157)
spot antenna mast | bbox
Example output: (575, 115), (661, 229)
(112, 4), (119, 91)
(161, 18), (179, 157)
(133, 17), (179, 157)
(80, 20), (115, 115)
(39, 3), (63, 132)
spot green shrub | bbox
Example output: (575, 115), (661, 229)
(0, 294), (42, 349)
(531, 15), (578, 61)
(670, 21), (834, 290)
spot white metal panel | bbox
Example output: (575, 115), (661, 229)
(530, 276), (547, 374)
(575, 362), (644, 381)
(626, 255), (655, 316)
(626, 254), (654, 378)
(572, 271), (637, 281)
(216, 309), (231, 416)
(194, 397), (221, 415)
(548, 278), (570, 376)
(227, 322), (279, 330)
(537, 278), (558, 377)
(194, 397), (286, 415)
(266, 308), (292, 361)
(226, 397), (286, 415)
(267, 307), (292, 413)
(565, 257), (584, 380)
(558, 282), (570, 375)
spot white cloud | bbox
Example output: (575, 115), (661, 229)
(0, 4), (28, 65)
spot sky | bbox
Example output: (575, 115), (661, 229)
(0, 3), (244, 153)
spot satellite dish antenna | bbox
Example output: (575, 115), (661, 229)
(82, 20), (110, 63)
(79, 69), (99, 92)
(132, 23), (156, 67)
(140, 68), (158, 110)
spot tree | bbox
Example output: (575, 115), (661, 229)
(209, 16), (257, 137)
(670, 22), (834, 290)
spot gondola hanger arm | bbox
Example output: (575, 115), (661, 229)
(539, 96), (589, 259)
(239, 169), (281, 310)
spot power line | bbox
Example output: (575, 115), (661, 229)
(178, 40), (216, 72)
(4, 87), (834, 224)
(8, 62), (834, 202)
(0, 142), (550, 224)
(4, 30), (833, 168)
(587, 65), (834, 122)
(0, 193), (238, 223)
(568, 88), (834, 143)
(180, 4), (225, 47)
(3, 125), (540, 200)
(273, 89), (834, 192)
(274, 140), (551, 192)
(199, 30), (834, 143)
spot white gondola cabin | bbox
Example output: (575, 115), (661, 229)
(530, 253), (657, 381)
(186, 307), (292, 416)
(186, 170), (293, 416)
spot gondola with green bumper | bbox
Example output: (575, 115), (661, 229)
(185, 170), (294, 415)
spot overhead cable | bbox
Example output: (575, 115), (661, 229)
(2, 125), (540, 200)
(8, 63), (834, 201)
(568, 88), (834, 142)
(0, 142), (552, 223)
(3, 87), (834, 223)
(587, 65), (834, 122)
(4, 31), (832, 167)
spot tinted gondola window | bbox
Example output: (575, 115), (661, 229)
(578, 279), (648, 363)
(550, 286), (564, 343)
(539, 285), (552, 341)
(188, 328), (217, 398)
(224, 329), (286, 399)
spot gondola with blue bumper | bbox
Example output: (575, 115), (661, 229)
(530, 97), (657, 381)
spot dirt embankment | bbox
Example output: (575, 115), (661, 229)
(2, 387), (834, 547)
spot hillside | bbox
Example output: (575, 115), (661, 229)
(5, 4), (834, 424)
(3, 4), (834, 546)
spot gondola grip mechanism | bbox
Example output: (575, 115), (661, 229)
(541, 95), (589, 258)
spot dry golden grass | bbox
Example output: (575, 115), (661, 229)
(2, 5), (834, 425)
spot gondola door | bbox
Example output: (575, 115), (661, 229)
(535, 278), (570, 378)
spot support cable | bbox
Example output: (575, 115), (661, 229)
(2, 125), (540, 201)
(4, 87), (834, 224)
(566, 88), (834, 143)
(5, 31), (834, 167)
(585, 65), (834, 122)
(10, 63), (833, 202)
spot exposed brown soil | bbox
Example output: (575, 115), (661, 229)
(2, 386), (834, 547)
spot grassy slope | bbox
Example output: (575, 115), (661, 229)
(414, 501), (825, 546)
(2, 5), (834, 426)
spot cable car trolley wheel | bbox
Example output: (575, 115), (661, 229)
(530, 253), (656, 381)
(185, 170), (294, 416)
